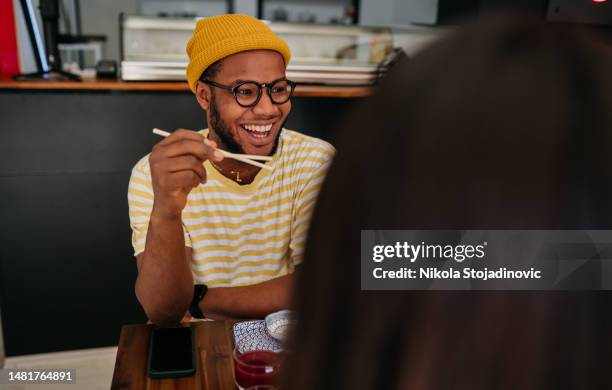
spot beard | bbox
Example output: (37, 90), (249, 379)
(209, 93), (244, 154)
(208, 93), (285, 156)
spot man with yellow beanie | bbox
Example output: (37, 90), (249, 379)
(128, 14), (335, 324)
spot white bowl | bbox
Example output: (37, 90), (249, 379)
(265, 310), (296, 342)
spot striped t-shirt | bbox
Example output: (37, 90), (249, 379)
(128, 129), (335, 287)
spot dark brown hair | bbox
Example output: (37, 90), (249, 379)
(285, 14), (612, 390)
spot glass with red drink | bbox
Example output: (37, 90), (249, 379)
(233, 348), (282, 389)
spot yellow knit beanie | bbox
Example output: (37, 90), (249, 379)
(186, 14), (291, 93)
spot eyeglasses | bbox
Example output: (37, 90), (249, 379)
(202, 77), (296, 108)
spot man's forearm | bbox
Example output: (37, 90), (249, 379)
(199, 272), (296, 320)
(135, 212), (194, 325)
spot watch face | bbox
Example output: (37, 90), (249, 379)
(195, 284), (207, 300)
(190, 285), (207, 319)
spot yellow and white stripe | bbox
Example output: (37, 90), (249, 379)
(128, 129), (335, 287)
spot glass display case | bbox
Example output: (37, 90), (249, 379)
(120, 15), (397, 85)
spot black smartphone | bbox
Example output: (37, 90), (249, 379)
(147, 326), (196, 379)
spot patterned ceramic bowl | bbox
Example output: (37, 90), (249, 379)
(265, 310), (296, 342)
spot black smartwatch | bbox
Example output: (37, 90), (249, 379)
(189, 284), (208, 319)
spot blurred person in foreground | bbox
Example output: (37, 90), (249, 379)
(285, 14), (612, 390)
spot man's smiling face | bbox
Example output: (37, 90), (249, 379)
(196, 49), (290, 156)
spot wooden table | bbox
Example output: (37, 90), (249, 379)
(111, 321), (235, 390)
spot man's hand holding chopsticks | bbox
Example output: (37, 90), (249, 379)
(148, 129), (223, 219)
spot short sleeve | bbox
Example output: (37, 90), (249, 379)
(288, 142), (335, 267)
(127, 155), (192, 257)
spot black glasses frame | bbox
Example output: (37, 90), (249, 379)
(202, 77), (296, 108)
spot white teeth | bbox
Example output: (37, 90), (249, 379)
(243, 123), (273, 132)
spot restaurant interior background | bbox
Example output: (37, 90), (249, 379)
(0, 0), (609, 386)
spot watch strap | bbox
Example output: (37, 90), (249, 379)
(189, 284), (208, 319)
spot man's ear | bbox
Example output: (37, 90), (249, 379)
(195, 80), (211, 111)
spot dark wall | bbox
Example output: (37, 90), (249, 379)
(0, 89), (359, 356)
(479, 0), (549, 15)
(423, 0), (549, 25)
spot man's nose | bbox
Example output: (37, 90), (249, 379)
(252, 90), (281, 117)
